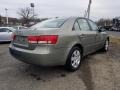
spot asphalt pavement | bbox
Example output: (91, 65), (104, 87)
(0, 37), (120, 90)
(107, 31), (120, 37)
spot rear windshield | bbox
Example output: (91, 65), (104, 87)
(30, 18), (68, 29)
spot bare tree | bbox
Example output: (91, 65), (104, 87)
(17, 7), (37, 26)
(96, 18), (112, 26)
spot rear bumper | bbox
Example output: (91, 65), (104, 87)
(9, 44), (69, 66)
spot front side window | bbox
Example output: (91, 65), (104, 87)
(88, 20), (98, 31)
(78, 19), (90, 31)
(31, 18), (68, 29)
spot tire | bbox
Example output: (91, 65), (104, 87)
(65, 47), (82, 72)
(101, 39), (109, 52)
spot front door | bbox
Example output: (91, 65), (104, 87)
(88, 20), (105, 50)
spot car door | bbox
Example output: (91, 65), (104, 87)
(76, 18), (97, 55)
(6, 29), (13, 41)
(0, 28), (12, 41)
(88, 20), (105, 50)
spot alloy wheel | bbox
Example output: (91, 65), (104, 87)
(71, 50), (81, 68)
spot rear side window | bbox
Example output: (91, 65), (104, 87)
(88, 20), (98, 31)
(78, 19), (90, 31)
(73, 21), (80, 31)
(31, 18), (68, 29)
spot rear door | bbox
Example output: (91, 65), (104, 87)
(77, 18), (97, 55)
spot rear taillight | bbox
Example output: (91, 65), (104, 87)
(27, 36), (38, 44)
(27, 35), (58, 44)
(12, 34), (16, 41)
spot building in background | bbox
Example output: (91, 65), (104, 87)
(0, 15), (21, 26)
(0, 15), (49, 27)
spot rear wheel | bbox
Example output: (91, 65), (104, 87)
(65, 47), (82, 71)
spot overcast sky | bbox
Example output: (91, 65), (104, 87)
(0, 0), (120, 20)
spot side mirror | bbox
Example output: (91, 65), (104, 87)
(98, 26), (105, 32)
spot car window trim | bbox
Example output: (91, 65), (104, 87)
(72, 19), (81, 31)
(58, 18), (69, 28)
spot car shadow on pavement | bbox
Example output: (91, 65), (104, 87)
(23, 54), (96, 90)
(18, 50), (106, 90)
(24, 65), (71, 81)
(25, 56), (95, 90)
(78, 56), (94, 90)
(0, 42), (11, 44)
(78, 50), (107, 90)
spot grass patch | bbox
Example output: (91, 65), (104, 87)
(110, 36), (120, 45)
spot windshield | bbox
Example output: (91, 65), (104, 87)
(30, 18), (68, 29)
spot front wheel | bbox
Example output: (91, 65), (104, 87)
(101, 39), (109, 52)
(65, 47), (82, 71)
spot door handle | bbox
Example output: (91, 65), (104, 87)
(80, 34), (86, 38)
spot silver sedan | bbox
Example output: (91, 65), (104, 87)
(9, 17), (109, 71)
(0, 27), (15, 42)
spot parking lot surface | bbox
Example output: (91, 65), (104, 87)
(107, 31), (120, 37)
(0, 37), (120, 90)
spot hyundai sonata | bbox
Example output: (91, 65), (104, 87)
(9, 17), (109, 71)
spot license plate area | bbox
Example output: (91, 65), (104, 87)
(13, 36), (28, 47)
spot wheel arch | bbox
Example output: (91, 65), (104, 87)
(72, 43), (84, 56)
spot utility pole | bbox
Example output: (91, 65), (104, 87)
(84, 0), (92, 19)
(84, 10), (87, 18)
(30, 3), (35, 24)
(87, 0), (92, 19)
(5, 8), (8, 25)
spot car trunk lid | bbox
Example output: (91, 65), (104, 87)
(12, 28), (60, 50)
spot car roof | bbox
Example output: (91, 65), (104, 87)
(13, 26), (27, 27)
(48, 17), (88, 20)
(0, 27), (12, 28)
(55, 17), (91, 21)
(0, 27), (16, 31)
(70, 16), (90, 20)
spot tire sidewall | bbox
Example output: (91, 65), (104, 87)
(104, 39), (109, 52)
(66, 47), (82, 71)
